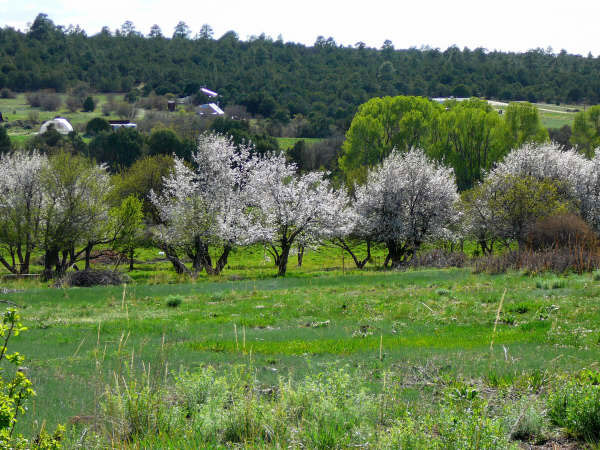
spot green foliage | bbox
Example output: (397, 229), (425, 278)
(111, 154), (174, 219)
(503, 102), (548, 149)
(111, 195), (144, 270)
(85, 117), (110, 136)
(340, 96), (549, 189)
(0, 308), (63, 448)
(432, 98), (507, 190)
(476, 175), (574, 247)
(99, 364), (514, 448)
(571, 105), (600, 157)
(88, 128), (145, 172)
(82, 96), (95, 112)
(147, 127), (189, 160)
(165, 295), (183, 308)
(340, 96), (441, 184)
(548, 371), (600, 441)
(0, 126), (10, 155)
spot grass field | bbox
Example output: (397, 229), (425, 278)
(2, 243), (600, 446)
(275, 137), (324, 149)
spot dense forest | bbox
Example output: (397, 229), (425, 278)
(1, 14), (600, 137)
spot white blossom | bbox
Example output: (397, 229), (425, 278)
(245, 152), (343, 275)
(150, 133), (256, 274)
(353, 148), (459, 266)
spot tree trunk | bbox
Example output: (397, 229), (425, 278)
(277, 243), (291, 276)
(214, 245), (232, 274)
(128, 247), (134, 271)
(84, 243), (93, 270)
(297, 245), (305, 267)
(335, 238), (371, 269)
(42, 248), (60, 280)
(163, 246), (189, 275)
(386, 240), (408, 268)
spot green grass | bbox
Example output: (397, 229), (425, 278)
(2, 259), (599, 444)
(0, 92), (127, 139)
(275, 137), (324, 149)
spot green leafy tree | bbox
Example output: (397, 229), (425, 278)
(82, 96), (95, 112)
(0, 126), (10, 155)
(112, 155), (175, 220)
(430, 98), (506, 190)
(571, 105), (600, 158)
(111, 195), (144, 271)
(147, 128), (186, 159)
(339, 96), (442, 185)
(480, 175), (573, 248)
(503, 102), (548, 149)
(85, 117), (111, 136)
(89, 128), (145, 172)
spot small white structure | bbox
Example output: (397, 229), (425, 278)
(196, 103), (225, 116)
(201, 87), (218, 98)
(39, 117), (74, 135)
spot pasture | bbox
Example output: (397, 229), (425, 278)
(2, 249), (600, 446)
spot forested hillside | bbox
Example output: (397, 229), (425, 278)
(1, 14), (600, 137)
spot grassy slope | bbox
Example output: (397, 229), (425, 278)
(4, 265), (599, 436)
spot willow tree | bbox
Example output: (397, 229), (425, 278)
(339, 96), (442, 185)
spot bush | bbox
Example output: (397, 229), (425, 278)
(0, 308), (64, 448)
(65, 95), (81, 113)
(408, 249), (467, 268)
(548, 371), (600, 441)
(27, 92), (62, 111)
(82, 96), (95, 112)
(165, 295), (182, 308)
(474, 248), (600, 275)
(61, 269), (130, 287)
(526, 213), (597, 251)
(0, 88), (16, 99)
(85, 117), (111, 136)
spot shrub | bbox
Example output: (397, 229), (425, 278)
(474, 247), (600, 274)
(65, 95), (81, 113)
(0, 308), (64, 448)
(38, 92), (62, 111)
(85, 117), (111, 136)
(408, 249), (467, 268)
(61, 269), (130, 287)
(0, 88), (16, 99)
(82, 96), (95, 112)
(26, 92), (62, 111)
(165, 295), (182, 308)
(548, 372), (600, 441)
(527, 213), (597, 251)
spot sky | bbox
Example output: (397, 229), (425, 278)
(2, 0), (600, 56)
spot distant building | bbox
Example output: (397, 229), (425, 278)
(201, 87), (218, 98)
(196, 103), (224, 116)
(108, 120), (137, 130)
(39, 117), (73, 135)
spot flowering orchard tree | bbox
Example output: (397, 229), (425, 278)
(151, 134), (256, 276)
(246, 153), (344, 276)
(0, 151), (47, 274)
(354, 149), (459, 267)
(487, 143), (600, 232)
(40, 152), (113, 278)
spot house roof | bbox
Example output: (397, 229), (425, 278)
(201, 87), (218, 97)
(197, 103), (224, 115)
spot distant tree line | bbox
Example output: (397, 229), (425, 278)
(1, 14), (600, 137)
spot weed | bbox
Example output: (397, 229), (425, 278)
(548, 372), (600, 441)
(165, 295), (183, 308)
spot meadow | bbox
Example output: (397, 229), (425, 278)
(1, 243), (599, 447)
